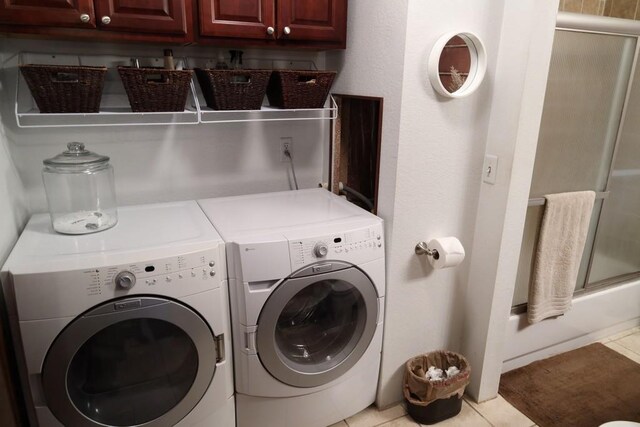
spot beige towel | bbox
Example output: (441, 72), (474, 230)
(527, 191), (595, 324)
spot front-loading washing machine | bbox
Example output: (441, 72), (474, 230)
(198, 189), (385, 427)
(1, 201), (235, 427)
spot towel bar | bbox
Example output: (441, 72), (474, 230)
(528, 191), (609, 207)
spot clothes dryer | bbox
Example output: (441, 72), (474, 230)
(198, 189), (385, 427)
(1, 201), (234, 427)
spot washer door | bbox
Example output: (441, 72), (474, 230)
(256, 264), (378, 388)
(42, 297), (218, 427)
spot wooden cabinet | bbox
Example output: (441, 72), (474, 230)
(200, 0), (274, 40)
(0, 0), (96, 29)
(277, 0), (346, 43)
(0, 0), (193, 43)
(199, 0), (347, 48)
(0, 0), (346, 48)
(94, 0), (190, 35)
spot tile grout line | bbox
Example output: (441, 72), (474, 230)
(464, 400), (497, 427)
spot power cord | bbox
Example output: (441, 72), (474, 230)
(284, 148), (299, 190)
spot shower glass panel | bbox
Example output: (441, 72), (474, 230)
(589, 57), (640, 285)
(530, 31), (634, 197)
(513, 30), (636, 307)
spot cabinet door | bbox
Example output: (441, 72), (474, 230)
(277, 0), (346, 43)
(94, 0), (190, 35)
(199, 0), (275, 40)
(0, 0), (95, 28)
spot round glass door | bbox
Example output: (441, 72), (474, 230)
(67, 318), (197, 426)
(42, 297), (217, 427)
(257, 266), (378, 388)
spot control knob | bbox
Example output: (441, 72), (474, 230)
(115, 271), (136, 290)
(314, 242), (329, 258)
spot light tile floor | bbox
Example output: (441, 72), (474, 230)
(333, 327), (640, 427)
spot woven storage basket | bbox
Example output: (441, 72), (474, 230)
(195, 69), (272, 110)
(20, 64), (107, 113)
(118, 66), (193, 112)
(267, 70), (336, 109)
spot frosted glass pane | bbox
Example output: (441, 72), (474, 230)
(530, 31), (635, 197)
(589, 52), (640, 284)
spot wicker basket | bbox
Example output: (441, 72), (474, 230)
(267, 70), (336, 109)
(195, 69), (272, 110)
(118, 66), (193, 112)
(20, 64), (107, 113)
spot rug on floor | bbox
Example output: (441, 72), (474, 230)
(499, 342), (640, 427)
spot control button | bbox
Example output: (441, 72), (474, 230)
(209, 270), (216, 277)
(191, 271), (196, 277)
(178, 274), (183, 279)
(377, 243), (382, 248)
(115, 271), (136, 290)
(209, 261), (215, 267)
(377, 235), (381, 240)
(166, 276), (172, 282)
(335, 248), (342, 253)
(314, 242), (329, 258)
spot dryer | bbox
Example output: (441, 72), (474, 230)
(1, 201), (234, 427)
(198, 189), (385, 427)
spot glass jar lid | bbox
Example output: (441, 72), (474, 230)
(43, 142), (110, 170)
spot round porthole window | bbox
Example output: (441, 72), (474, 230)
(428, 31), (487, 98)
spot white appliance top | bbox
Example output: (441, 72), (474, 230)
(198, 189), (381, 241)
(3, 201), (223, 274)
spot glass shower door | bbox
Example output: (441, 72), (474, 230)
(588, 52), (640, 286)
(513, 29), (636, 306)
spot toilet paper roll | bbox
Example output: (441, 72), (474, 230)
(427, 237), (465, 269)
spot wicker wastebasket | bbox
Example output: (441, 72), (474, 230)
(118, 66), (193, 112)
(403, 351), (471, 425)
(195, 69), (272, 110)
(266, 70), (336, 109)
(20, 64), (107, 113)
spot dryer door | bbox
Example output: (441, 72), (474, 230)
(256, 264), (379, 388)
(41, 296), (219, 427)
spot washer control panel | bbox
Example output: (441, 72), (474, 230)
(289, 223), (383, 270)
(79, 250), (218, 297)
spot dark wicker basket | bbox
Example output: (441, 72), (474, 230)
(195, 69), (272, 110)
(20, 64), (107, 113)
(267, 70), (336, 109)
(118, 66), (193, 112)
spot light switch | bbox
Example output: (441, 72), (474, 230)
(483, 155), (498, 185)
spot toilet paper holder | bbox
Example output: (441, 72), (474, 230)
(415, 241), (439, 259)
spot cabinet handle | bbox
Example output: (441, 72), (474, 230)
(266, 26), (275, 36)
(101, 16), (111, 25)
(80, 14), (91, 23)
(283, 26), (291, 35)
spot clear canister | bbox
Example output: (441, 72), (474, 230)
(42, 142), (118, 234)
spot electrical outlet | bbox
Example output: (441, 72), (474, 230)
(281, 137), (293, 162)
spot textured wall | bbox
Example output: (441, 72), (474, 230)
(1, 39), (329, 214)
(560, 0), (640, 19)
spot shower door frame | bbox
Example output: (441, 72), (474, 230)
(513, 12), (640, 313)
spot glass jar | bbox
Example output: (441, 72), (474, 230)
(43, 142), (118, 234)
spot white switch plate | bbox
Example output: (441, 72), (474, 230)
(483, 154), (498, 185)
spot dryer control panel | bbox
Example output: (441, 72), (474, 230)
(11, 248), (223, 321)
(289, 223), (384, 271)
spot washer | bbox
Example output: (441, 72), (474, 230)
(1, 201), (234, 427)
(198, 189), (385, 427)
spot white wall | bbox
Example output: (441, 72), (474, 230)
(330, 0), (510, 407)
(0, 44), (28, 427)
(461, 0), (559, 401)
(1, 39), (329, 213)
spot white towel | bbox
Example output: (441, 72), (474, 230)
(527, 191), (595, 324)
